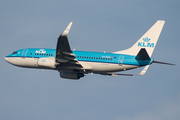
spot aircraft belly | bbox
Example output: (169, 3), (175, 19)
(79, 61), (138, 72)
(25, 58), (38, 67)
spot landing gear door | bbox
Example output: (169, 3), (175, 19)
(118, 56), (124, 65)
(21, 49), (28, 58)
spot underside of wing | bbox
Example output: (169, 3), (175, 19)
(55, 22), (83, 72)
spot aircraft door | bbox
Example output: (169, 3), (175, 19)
(118, 56), (124, 65)
(21, 49), (28, 58)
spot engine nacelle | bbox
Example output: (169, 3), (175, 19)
(38, 58), (56, 68)
(60, 71), (84, 80)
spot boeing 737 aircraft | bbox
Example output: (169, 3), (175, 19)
(5, 20), (174, 79)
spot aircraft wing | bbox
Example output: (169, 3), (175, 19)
(55, 22), (83, 71)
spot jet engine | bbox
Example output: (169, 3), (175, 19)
(60, 71), (84, 80)
(38, 57), (56, 68)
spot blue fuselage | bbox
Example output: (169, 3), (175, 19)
(6, 48), (153, 67)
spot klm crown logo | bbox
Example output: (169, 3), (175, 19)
(35, 49), (46, 54)
(143, 37), (151, 42)
(138, 37), (154, 48)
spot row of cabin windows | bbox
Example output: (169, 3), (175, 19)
(76, 56), (113, 60)
(33, 53), (53, 56)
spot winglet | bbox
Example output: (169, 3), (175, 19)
(61, 22), (73, 36)
(138, 65), (150, 76)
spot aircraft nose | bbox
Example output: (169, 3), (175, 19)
(4, 57), (8, 61)
(4, 57), (10, 63)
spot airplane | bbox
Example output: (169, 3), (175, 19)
(4, 20), (175, 79)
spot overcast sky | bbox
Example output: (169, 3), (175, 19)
(0, 0), (180, 120)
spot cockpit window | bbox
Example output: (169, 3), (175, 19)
(12, 52), (17, 54)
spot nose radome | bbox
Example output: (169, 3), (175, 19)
(4, 57), (8, 61)
(4, 57), (10, 62)
(4, 57), (18, 66)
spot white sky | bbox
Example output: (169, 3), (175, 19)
(0, 0), (180, 120)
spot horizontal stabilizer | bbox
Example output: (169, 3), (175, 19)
(138, 65), (150, 75)
(113, 73), (133, 76)
(135, 48), (150, 60)
(153, 60), (175, 66)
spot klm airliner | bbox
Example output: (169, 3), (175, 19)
(5, 20), (174, 79)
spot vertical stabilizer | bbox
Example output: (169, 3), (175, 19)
(114, 20), (165, 57)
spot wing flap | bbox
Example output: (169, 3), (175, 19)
(62, 52), (76, 56)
